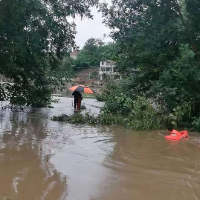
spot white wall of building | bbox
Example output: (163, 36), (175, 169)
(99, 61), (121, 80)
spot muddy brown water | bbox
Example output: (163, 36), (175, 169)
(0, 98), (200, 200)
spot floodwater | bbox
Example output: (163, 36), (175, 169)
(0, 98), (200, 200)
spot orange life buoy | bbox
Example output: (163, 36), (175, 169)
(180, 130), (190, 139)
(165, 129), (189, 141)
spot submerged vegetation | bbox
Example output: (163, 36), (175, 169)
(51, 113), (101, 125)
(51, 112), (125, 126)
(51, 96), (164, 130)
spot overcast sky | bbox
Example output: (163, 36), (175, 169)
(74, 0), (112, 49)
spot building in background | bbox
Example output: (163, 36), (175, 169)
(70, 51), (80, 60)
(99, 60), (121, 80)
(0, 75), (13, 85)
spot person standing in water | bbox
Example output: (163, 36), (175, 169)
(72, 91), (82, 110)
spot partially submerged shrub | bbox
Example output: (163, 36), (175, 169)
(51, 97), (164, 130)
(51, 99), (60, 103)
(51, 112), (100, 124)
(96, 94), (107, 102)
(81, 105), (87, 110)
(167, 102), (192, 127)
(51, 114), (70, 122)
(103, 96), (165, 130)
(192, 117), (200, 132)
(127, 97), (164, 130)
(51, 112), (119, 125)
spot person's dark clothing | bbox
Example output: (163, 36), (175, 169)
(72, 91), (82, 109)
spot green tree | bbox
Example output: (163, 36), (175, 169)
(74, 38), (116, 69)
(151, 44), (200, 110)
(100, 0), (200, 129)
(0, 0), (98, 106)
(100, 0), (200, 99)
(101, 0), (183, 73)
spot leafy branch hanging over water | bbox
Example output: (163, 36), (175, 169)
(0, 0), (98, 107)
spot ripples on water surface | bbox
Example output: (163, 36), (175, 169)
(0, 98), (200, 200)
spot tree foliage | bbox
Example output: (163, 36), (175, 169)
(0, 0), (98, 106)
(100, 0), (200, 130)
(75, 38), (116, 69)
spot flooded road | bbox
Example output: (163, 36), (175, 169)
(0, 98), (200, 200)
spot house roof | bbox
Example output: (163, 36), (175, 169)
(70, 51), (80, 56)
(101, 60), (116, 64)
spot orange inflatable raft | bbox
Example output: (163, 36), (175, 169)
(165, 129), (189, 141)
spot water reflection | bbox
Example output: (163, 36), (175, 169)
(0, 110), (67, 200)
(0, 98), (108, 200)
(99, 127), (200, 200)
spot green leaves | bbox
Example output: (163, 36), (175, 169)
(168, 102), (191, 127)
(0, 0), (98, 106)
(75, 38), (116, 69)
(101, 0), (181, 72)
(157, 44), (200, 109)
(99, 1), (200, 130)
